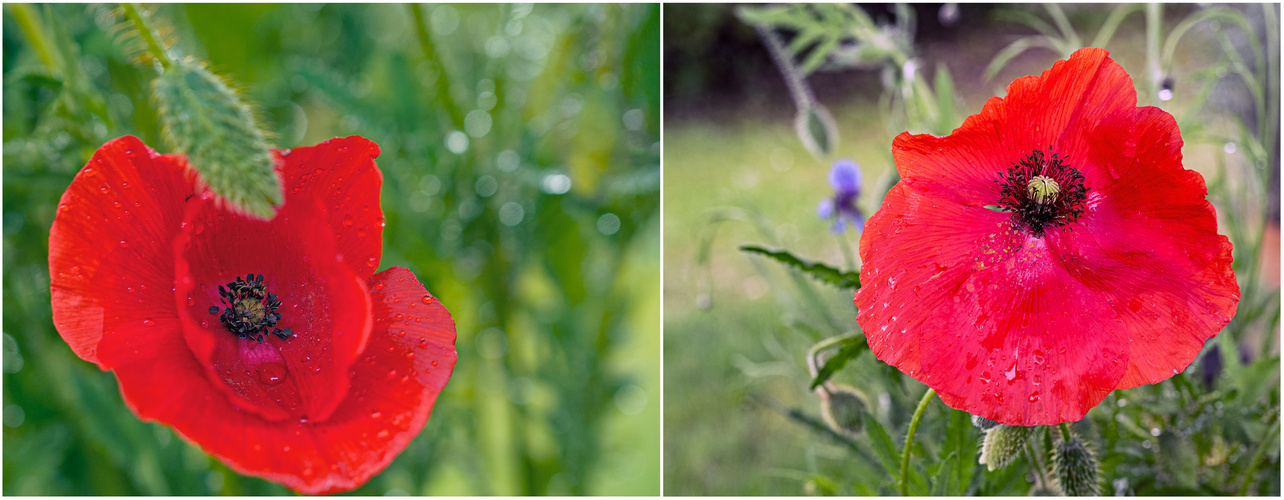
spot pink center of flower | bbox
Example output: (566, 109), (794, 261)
(209, 273), (293, 343)
(995, 150), (1088, 237)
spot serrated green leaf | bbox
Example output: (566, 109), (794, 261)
(810, 334), (869, 389)
(863, 411), (900, 480)
(740, 245), (861, 289)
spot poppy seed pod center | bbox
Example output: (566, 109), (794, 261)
(211, 273), (293, 343)
(995, 150), (1088, 237)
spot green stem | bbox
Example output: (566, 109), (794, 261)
(900, 388), (936, 496)
(409, 3), (465, 130)
(121, 3), (171, 69)
(1145, 3), (1162, 106)
(1059, 422), (1074, 441)
(1024, 439), (1050, 489)
(1237, 408), (1279, 495)
(9, 4), (62, 75)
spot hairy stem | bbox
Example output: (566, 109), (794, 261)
(121, 3), (171, 69)
(900, 387), (936, 496)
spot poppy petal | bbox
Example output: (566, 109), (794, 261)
(278, 136), (384, 280)
(96, 266), (455, 495)
(1050, 107), (1239, 389)
(856, 178), (1015, 378)
(174, 194), (372, 423)
(49, 136), (195, 367)
(891, 48), (1135, 208)
(915, 236), (1132, 425)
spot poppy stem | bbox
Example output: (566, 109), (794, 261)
(899, 387), (935, 496)
(1023, 438), (1049, 490)
(1058, 422), (1073, 441)
(121, 3), (171, 70)
(1237, 407), (1279, 495)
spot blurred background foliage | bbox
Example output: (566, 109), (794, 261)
(664, 3), (1278, 495)
(3, 3), (659, 495)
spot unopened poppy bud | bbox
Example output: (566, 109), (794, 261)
(971, 414), (1000, 431)
(796, 104), (838, 158)
(818, 384), (866, 436)
(1052, 434), (1100, 496)
(153, 57), (282, 219)
(978, 424), (1035, 471)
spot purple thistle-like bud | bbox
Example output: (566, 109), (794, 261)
(818, 159), (865, 234)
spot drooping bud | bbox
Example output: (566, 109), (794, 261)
(153, 57), (282, 219)
(1051, 433), (1100, 496)
(978, 424), (1036, 471)
(818, 384), (866, 436)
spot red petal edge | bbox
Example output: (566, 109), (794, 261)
(278, 136), (385, 281)
(97, 266), (456, 494)
(49, 136), (195, 367)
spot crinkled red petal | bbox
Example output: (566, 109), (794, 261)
(1051, 106), (1239, 389)
(174, 193), (372, 423)
(97, 266), (455, 495)
(859, 47), (1239, 424)
(277, 136), (384, 281)
(49, 136), (196, 368)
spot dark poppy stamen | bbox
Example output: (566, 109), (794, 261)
(995, 149), (1088, 237)
(208, 273), (293, 343)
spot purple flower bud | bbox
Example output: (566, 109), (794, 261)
(818, 159), (865, 234)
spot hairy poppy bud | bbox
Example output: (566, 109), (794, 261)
(978, 424), (1035, 471)
(971, 414), (1000, 432)
(153, 57), (282, 219)
(1052, 433), (1100, 496)
(819, 384), (867, 436)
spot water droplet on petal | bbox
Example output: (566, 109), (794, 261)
(142, 318), (155, 327)
(342, 214), (354, 227)
(256, 362), (289, 386)
(371, 410), (382, 419)
(421, 295), (434, 305)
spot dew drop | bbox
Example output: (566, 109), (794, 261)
(421, 295), (434, 305)
(187, 296), (196, 306)
(394, 313), (404, 321)
(375, 283), (386, 290)
(376, 430), (390, 439)
(370, 410), (382, 419)
(256, 362), (289, 386)
(430, 360), (439, 367)
(119, 240), (129, 248)
(1028, 392), (1040, 402)
(142, 318), (155, 327)
(342, 214), (354, 227)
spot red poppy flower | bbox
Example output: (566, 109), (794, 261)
(854, 48), (1239, 426)
(49, 135), (458, 494)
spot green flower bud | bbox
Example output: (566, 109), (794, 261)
(153, 57), (282, 219)
(818, 384), (866, 436)
(1051, 434), (1100, 496)
(971, 414), (1000, 432)
(978, 424), (1035, 471)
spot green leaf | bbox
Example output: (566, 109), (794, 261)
(863, 411), (900, 480)
(943, 409), (977, 495)
(740, 245), (861, 289)
(934, 63), (957, 135)
(810, 334), (869, 389)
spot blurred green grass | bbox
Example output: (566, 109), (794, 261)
(3, 3), (659, 495)
(663, 3), (1278, 495)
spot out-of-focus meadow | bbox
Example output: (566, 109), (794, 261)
(3, 3), (659, 495)
(664, 3), (1278, 495)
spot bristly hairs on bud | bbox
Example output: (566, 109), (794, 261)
(978, 424), (1037, 471)
(93, 4), (178, 68)
(971, 414), (1000, 432)
(1051, 425), (1101, 496)
(117, 3), (283, 220)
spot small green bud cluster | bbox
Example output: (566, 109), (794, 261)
(1051, 433), (1100, 496)
(154, 57), (282, 219)
(978, 423), (1035, 471)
